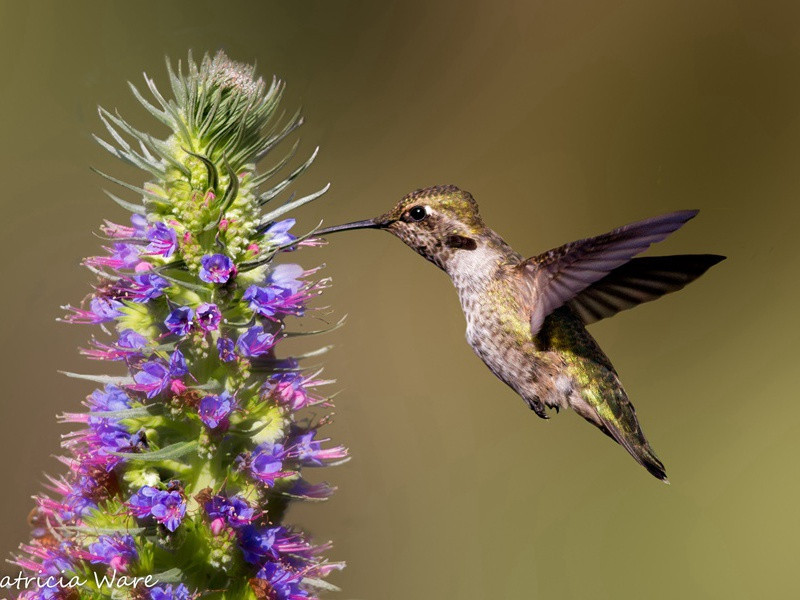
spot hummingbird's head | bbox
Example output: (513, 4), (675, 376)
(317, 185), (487, 269)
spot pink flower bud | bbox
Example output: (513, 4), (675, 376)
(210, 517), (226, 536)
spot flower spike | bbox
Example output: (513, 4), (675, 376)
(13, 51), (343, 600)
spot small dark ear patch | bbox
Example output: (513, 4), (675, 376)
(445, 234), (477, 250)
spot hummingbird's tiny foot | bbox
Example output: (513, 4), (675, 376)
(525, 398), (549, 419)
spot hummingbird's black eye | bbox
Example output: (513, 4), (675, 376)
(407, 206), (428, 221)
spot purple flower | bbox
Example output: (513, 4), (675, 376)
(118, 329), (147, 350)
(91, 296), (124, 321)
(16, 541), (74, 581)
(287, 479), (337, 501)
(265, 218), (296, 247)
(269, 263), (305, 294)
(239, 525), (279, 563)
(236, 325), (275, 357)
(148, 584), (192, 600)
(64, 297), (122, 324)
(169, 349), (188, 377)
(83, 330), (149, 361)
(84, 242), (140, 269)
(196, 303), (221, 331)
(88, 419), (143, 455)
(249, 442), (291, 486)
(265, 371), (327, 411)
(248, 286), (302, 319)
(204, 494), (256, 530)
(199, 254), (235, 283)
(150, 490), (187, 532)
(197, 392), (234, 429)
(87, 385), (131, 412)
(132, 361), (170, 398)
(37, 493), (96, 524)
(242, 285), (280, 318)
(113, 242), (143, 268)
(129, 273), (169, 302)
(164, 306), (194, 336)
(146, 222), (178, 257)
(242, 285), (279, 318)
(242, 266), (306, 319)
(129, 486), (186, 532)
(256, 563), (308, 599)
(128, 485), (161, 517)
(87, 535), (137, 572)
(290, 429), (348, 467)
(217, 337), (236, 362)
(239, 524), (318, 569)
(24, 584), (61, 599)
(131, 214), (148, 236)
(86, 242), (142, 270)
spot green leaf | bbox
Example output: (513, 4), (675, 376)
(254, 106), (304, 163)
(90, 167), (161, 201)
(257, 146), (318, 206)
(284, 315), (346, 337)
(183, 148), (218, 191)
(111, 440), (198, 462)
(279, 490), (330, 503)
(217, 155), (240, 215)
(260, 182), (330, 223)
(164, 57), (187, 107)
(128, 81), (173, 128)
(197, 88), (223, 139)
(94, 111), (166, 178)
(229, 418), (273, 436)
(149, 568), (184, 583)
(156, 269), (208, 294)
(101, 189), (146, 214)
(85, 405), (163, 419)
(64, 525), (148, 535)
(250, 139), (299, 188)
(303, 577), (342, 592)
(292, 346), (332, 360)
(143, 73), (192, 143)
(191, 379), (224, 391)
(59, 371), (134, 385)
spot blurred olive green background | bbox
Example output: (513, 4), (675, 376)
(1, 0), (798, 598)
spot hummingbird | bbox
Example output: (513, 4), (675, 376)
(316, 185), (724, 482)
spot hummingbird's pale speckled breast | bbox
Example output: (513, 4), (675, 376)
(447, 237), (565, 413)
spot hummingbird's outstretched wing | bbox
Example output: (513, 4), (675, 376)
(521, 210), (699, 336)
(568, 254), (726, 325)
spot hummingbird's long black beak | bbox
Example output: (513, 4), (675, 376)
(315, 219), (383, 236)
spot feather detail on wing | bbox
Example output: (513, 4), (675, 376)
(521, 210), (700, 336)
(569, 254), (725, 324)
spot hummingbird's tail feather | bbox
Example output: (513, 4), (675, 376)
(569, 370), (669, 482)
(597, 417), (669, 482)
(537, 307), (669, 481)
